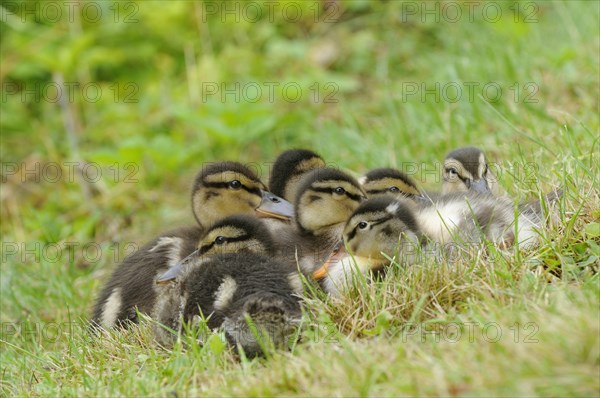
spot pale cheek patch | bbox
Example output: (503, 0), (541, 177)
(478, 153), (486, 178)
(386, 202), (400, 215)
(287, 272), (304, 295)
(101, 288), (122, 328)
(213, 276), (237, 311)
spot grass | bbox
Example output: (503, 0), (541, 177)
(1, 1), (599, 396)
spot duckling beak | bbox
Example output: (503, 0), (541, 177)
(313, 241), (346, 280)
(469, 178), (490, 194)
(155, 249), (199, 284)
(255, 190), (295, 221)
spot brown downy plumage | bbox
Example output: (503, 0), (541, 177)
(153, 215), (303, 358)
(268, 149), (326, 203)
(265, 167), (367, 275)
(314, 191), (556, 297)
(90, 162), (293, 329)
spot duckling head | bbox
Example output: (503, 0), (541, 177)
(197, 215), (275, 257)
(191, 162), (293, 228)
(156, 215), (275, 284)
(360, 168), (423, 200)
(442, 147), (498, 195)
(222, 291), (302, 359)
(294, 167), (367, 236)
(269, 149), (326, 202)
(313, 197), (422, 295)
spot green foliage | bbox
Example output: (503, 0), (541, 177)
(1, 0), (598, 396)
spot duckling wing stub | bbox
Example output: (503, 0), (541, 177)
(156, 249), (200, 284)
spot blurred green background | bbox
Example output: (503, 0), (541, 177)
(0, 1), (598, 395)
(2, 0), (598, 318)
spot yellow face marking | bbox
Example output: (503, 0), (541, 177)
(200, 226), (245, 246)
(297, 180), (364, 235)
(295, 157), (326, 174)
(478, 153), (487, 178)
(363, 177), (420, 197)
(311, 180), (366, 199)
(193, 171), (266, 227)
(204, 171), (264, 189)
(198, 226), (268, 255)
(444, 158), (473, 181)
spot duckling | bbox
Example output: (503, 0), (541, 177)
(266, 167), (367, 274)
(268, 149), (326, 203)
(155, 214), (276, 284)
(191, 161), (293, 224)
(90, 162), (293, 329)
(442, 147), (505, 196)
(412, 191), (543, 250)
(313, 197), (423, 297)
(360, 167), (431, 203)
(360, 166), (560, 227)
(314, 193), (547, 296)
(152, 215), (303, 358)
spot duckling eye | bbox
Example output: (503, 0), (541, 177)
(358, 221), (368, 230)
(446, 168), (458, 176)
(333, 187), (346, 195)
(228, 180), (242, 190)
(215, 236), (227, 245)
(389, 186), (400, 193)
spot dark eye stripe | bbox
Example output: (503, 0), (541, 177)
(199, 234), (250, 255)
(346, 215), (392, 242)
(203, 182), (261, 197)
(366, 188), (414, 197)
(312, 186), (363, 202)
(445, 171), (469, 184)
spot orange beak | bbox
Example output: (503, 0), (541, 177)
(313, 241), (346, 280)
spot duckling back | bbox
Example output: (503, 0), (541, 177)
(415, 192), (543, 250)
(91, 226), (203, 329)
(156, 253), (303, 358)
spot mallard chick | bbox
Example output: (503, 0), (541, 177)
(153, 216), (303, 357)
(191, 161), (293, 225)
(442, 147), (505, 196)
(360, 167), (432, 203)
(155, 214), (276, 284)
(415, 191), (543, 249)
(267, 167), (367, 274)
(268, 149), (326, 202)
(314, 192), (547, 296)
(173, 254), (302, 358)
(313, 197), (422, 297)
(91, 226), (204, 328)
(91, 162), (293, 330)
